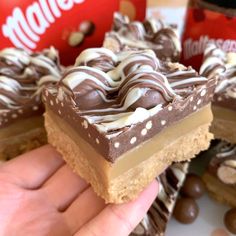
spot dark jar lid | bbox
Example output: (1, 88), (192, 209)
(203, 0), (236, 9)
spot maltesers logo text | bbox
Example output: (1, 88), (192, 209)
(2, 0), (85, 51)
(183, 35), (236, 60)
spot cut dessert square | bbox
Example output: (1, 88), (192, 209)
(203, 141), (236, 207)
(200, 44), (236, 144)
(131, 162), (189, 236)
(103, 12), (181, 62)
(0, 47), (61, 160)
(44, 47), (216, 203)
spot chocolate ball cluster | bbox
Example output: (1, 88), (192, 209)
(173, 173), (205, 224)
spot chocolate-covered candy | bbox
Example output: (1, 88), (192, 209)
(68, 32), (84, 47)
(79, 20), (95, 36)
(224, 208), (236, 234)
(130, 90), (168, 110)
(181, 173), (205, 199)
(173, 197), (199, 224)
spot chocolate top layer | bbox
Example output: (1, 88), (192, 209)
(200, 44), (236, 110)
(44, 47), (215, 162)
(103, 12), (181, 62)
(0, 47), (61, 128)
(208, 141), (236, 185)
(131, 162), (189, 236)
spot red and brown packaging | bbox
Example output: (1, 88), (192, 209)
(181, 0), (236, 70)
(0, 0), (146, 65)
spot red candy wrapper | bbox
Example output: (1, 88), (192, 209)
(181, 0), (236, 70)
(0, 0), (146, 65)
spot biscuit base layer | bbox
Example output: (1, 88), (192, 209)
(0, 117), (47, 161)
(203, 172), (236, 207)
(45, 108), (213, 203)
(211, 106), (236, 144)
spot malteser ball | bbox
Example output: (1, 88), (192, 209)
(130, 90), (167, 110)
(224, 208), (236, 234)
(68, 32), (84, 47)
(79, 20), (95, 36)
(173, 197), (199, 224)
(74, 83), (104, 110)
(181, 173), (205, 199)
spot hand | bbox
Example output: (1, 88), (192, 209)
(0, 145), (158, 236)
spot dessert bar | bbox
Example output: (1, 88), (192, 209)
(0, 47), (61, 160)
(103, 12), (181, 62)
(203, 141), (236, 207)
(200, 44), (236, 144)
(44, 47), (215, 203)
(131, 162), (189, 236)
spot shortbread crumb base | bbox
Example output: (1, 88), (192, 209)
(45, 112), (212, 203)
(203, 172), (236, 207)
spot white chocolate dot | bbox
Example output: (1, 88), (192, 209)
(130, 137), (137, 144)
(88, 133), (91, 138)
(146, 121), (152, 130)
(18, 109), (23, 114)
(190, 96), (193, 102)
(58, 110), (61, 115)
(200, 89), (206, 97)
(11, 114), (17, 119)
(61, 102), (64, 107)
(141, 128), (147, 136)
(96, 138), (100, 144)
(217, 97), (222, 101)
(193, 106), (197, 110)
(45, 90), (49, 97)
(114, 142), (120, 148)
(81, 120), (88, 129)
(33, 106), (38, 111)
(55, 98), (59, 104)
(168, 106), (173, 111)
(197, 99), (201, 105)
(161, 120), (166, 126)
(50, 100), (54, 106)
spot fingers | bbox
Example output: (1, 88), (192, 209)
(41, 164), (89, 212)
(75, 180), (159, 236)
(63, 187), (106, 235)
(0, 145), (64, 189)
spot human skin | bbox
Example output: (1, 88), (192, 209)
(0, 145), (158, 236)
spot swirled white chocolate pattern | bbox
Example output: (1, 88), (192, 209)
(208, 141), (236, 185)
(56, 48), (207, 134)
(104, 12), (181, 62)
(200, 43), (236, 100)
(0, 47), (61, 126)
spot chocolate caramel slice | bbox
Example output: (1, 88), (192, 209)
(103, 12), (181, 62)
(203, 141), (236, 207)
(132, 162), (189, 236)
(44, 48), (215, 203)
(0, 47), (61, 160)
(200, 44), (236, 144)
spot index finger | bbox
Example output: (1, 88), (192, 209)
(0, 145), (64, 189)
(75, 180), (159, 236)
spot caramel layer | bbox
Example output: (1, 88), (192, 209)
(47, 105), (212, 179)
(0, 116), (44, 140)
(212, 106), (236, 122)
